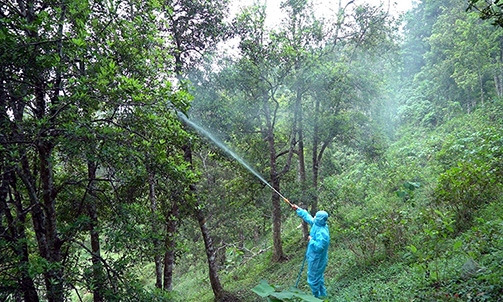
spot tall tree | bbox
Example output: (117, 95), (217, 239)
(427, 1), (503, 109)
(401, 0), (442, 79)
(231, 3), (299, 261)
(273, 0), (324, 237)
(189, 0), (397, 263)
(160, 0), (232, 297)
(0, 0), (187, 299)
(281, 1), (395, 215)
(403, 0), (503, 129)
(468, 0), (503, 27)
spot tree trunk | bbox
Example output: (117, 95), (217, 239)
(194, 206), (226, 300)
(163, 198), (178, 292)
(38, 142), (65, 302)
(0, 170), (40, 301)
(14, 82), (64, 302)
(295, 87), (310, 240)
(311, 98), (321, 215)
(154, 254), (163, 289)
(494, 74), (503, 97)
(19, 1), (65, 299)
(183, 144), (227, 299)
(1, 79), (39, 301)
(478, 70), (484, 106)
(263, 99), (286, 262)
(87, 161), (104, 302)
(16, 141), (64, 302)
(271, 175), (286, 262)
(148, 170), (164, 289)
(163, 245), (175, 291)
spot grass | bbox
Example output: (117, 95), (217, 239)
(165, 105), (503, 301)
(169, 198), (503, 302)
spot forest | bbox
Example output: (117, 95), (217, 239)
(1, 0), (503, 301)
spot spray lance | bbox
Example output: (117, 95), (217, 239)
(265, 183), (293, 207)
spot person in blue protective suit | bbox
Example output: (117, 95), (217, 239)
(291, 204), (330, 298)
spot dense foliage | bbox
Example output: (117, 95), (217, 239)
(1, 0), (193, 300)
(1, 0), (503, 301)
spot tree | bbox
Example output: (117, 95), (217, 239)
(0, 0), (188, 299)
(187, 0), (397, 264)
(401, 0), (443, 79)
(231, 4), (299, 261)
(285, 1), (396, 215)
(160, 0), (232, 298)
(467, 0), (503, 27)
(404, 0), (503, 129)
(274, 0), (324, 239)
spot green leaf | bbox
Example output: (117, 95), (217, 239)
(270, 291), (295, 300)
(396, 190), (407, 198)
(71, 38), (86, 47)
(453, 240), (463, 251)
(251, 280), (276, 297)
(408, 244), (418, 253)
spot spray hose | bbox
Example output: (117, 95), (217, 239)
(295, 251), (307, 288)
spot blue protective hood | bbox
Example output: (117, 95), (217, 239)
(314, 211), (328, 226)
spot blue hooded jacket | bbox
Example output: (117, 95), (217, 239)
(296, 208), (330, 297)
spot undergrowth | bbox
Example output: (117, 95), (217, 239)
(168, 196), (502, 301)
(170, 103), (503, 301)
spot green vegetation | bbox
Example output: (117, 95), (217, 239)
(251, 280), (322, 301)
(2, 0), (503, 301)
(171, 101), (503, 301)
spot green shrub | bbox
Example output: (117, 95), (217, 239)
(434, 160), (499, 232)
(405, 209), (456, 282)
(340, 209), (411, 264)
